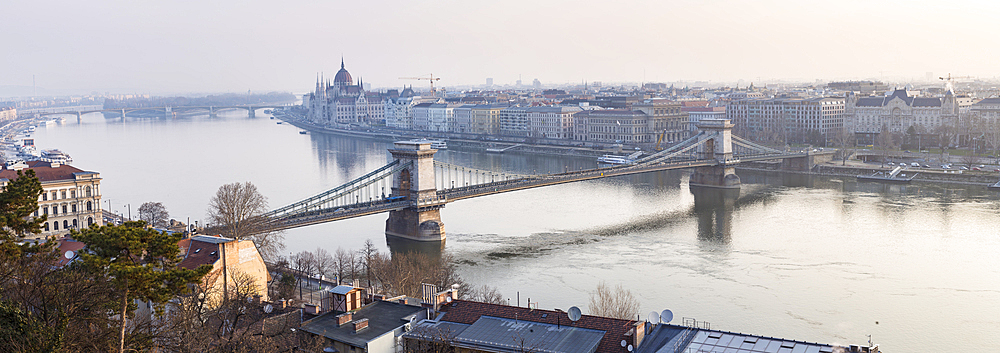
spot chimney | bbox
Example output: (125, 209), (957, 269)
(353, 318), (369, 332)
(51, 162), (61, 168)
(279, 299), (287, 309)
(304, 303), (320, 315)
(336, 312), (353, 326)
(451, 284), (460, 300)
(633, 321), (647, 348)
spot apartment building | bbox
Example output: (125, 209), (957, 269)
(0, 161), (103, 238)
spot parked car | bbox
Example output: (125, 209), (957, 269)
(972, 167), (982, 171)
(911, 162), (920, 167)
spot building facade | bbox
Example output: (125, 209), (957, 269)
(0, 107), (16, 122)
(846, 88), (957, 136)
(727, 97), (845, 144)
(0, 161), (103, 239)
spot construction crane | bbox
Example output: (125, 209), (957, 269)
(939, 73), (974, 90)
(399, 74), (441, 96)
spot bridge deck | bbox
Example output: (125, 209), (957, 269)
(264, 150), (817, 231)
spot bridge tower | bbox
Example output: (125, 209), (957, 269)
(385, 140), (446, 242)
(690, 118), (741, 189)
(120, 109), (126, 120)
(76, 111), (82, 122)
(209, 106), (217, 118)
(248, 107), (255, 118)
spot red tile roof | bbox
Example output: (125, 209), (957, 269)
(178, 240), (220, 270)
(0, 161), (89, 183)
(54, 238), (86, 267)
(439, 300), (637, 353)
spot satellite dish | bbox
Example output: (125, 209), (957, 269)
(247, 296), (253, 303)
(446, 296), (453, 303)
(628, 344), (633, 352)
(64, 251), (74, 259)
(263, 304), (273, 313)
(567, 306), (582, 322)
(660, 309), (673, 324)
(620, 340), (627, 347)
(647, 311), (658, 324)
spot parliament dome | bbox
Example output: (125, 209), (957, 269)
(334, 58), (353, 85)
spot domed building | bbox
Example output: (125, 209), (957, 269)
(306, 58), (386, 126)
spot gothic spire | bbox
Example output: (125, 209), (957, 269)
(341, 56), (345, 69)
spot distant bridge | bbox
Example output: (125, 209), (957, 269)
(261, 119), (834, 242)
(28, 104), (294, 120)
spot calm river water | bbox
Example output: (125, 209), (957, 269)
(33, 111), (1000, 351)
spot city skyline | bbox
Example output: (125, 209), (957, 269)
(3, 0), (1000, 95)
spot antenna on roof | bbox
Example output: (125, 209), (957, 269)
(568, 306), (582, 322)
(660, 309), (673, 324)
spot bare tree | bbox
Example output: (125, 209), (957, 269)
(206, 182), (285, 261)
(832, 128), (856, 166)
(138, 202), (170, 228)
(587, 282), (640, 320)
(466, 285), (505, 305)
(875, 127), (898, 167)
(960, 153), (979, 169)
(359, 239), (379, 288)
(312, 247), (335, 281)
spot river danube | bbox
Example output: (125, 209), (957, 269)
(33, 111), (999, 351)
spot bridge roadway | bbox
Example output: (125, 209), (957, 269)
(30, 104), (290, 118)
(265, 153), (809, 231)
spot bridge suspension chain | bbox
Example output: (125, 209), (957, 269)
(641, 133), (716, 165)
(731, 135), (784, 155)
(264, 160), (409, 219)
(432, 161), (537, 190)
(634, 131), (709, 164)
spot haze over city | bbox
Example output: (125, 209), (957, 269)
(3, 0), (1000, 95)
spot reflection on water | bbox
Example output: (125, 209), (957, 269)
(691, 186), (739, 243)
(386, 234), (444, 258)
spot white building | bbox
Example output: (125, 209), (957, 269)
(847, 88), (958, 135)
(527, 106), (582, 139)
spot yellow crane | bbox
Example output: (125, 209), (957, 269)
(939, 73), (974, 89)
(399, 74), (441, 95)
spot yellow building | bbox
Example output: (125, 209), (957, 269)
(178, 235), (270, 306)
(0, 161), (103, 239)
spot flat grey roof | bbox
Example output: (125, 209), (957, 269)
(452, 316), (606, 353)
(299, 301), (425, 348)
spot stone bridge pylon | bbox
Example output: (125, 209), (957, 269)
(384, 140), (446, 242)
(690, 118), (741, 189)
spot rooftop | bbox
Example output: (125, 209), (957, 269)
(451, 316), (606, 353)
(438, 300), (637, 353)
(299, 300), (425, 348)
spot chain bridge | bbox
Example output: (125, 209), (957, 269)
(262, 119), (834, 242)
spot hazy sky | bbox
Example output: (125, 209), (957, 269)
(3, 0), (999, 95)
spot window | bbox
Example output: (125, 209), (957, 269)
(61, 191), (66, 199)
(86, 186), (92, 197)
(87, 201), (92, 211)
(62, 205), (67, 214)
(43, 223), (49, 231)
(70, 190), (76, 198)
(87, 217), (93, 226)
(63, 220), (68, 229)
(43, 207), (48, 215)
(52, 207), (57, 215)
(72, 204), (77, 213)
(52, 191), (57, 200)
(42, 193), (47, 201)
(53, 222), (58, 230)
(72, 219), (77, 228)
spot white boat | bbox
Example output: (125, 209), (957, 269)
(415, 139), (447, 149)
(597, 154), (630, 165)
(40, 149), (73, 165)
